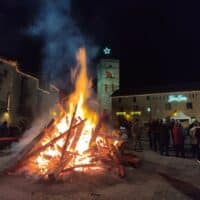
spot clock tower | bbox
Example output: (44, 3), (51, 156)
(97, 59), (120, 112)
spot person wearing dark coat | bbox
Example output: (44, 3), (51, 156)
(152, 119), (160, 152)
(0, 121), (9, 137)
(159, 120), (170, 156)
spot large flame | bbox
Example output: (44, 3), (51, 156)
(13, 48), (123, 179)
(25, 48), (99, 176)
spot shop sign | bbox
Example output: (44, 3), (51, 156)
(168, 95), (187, 103)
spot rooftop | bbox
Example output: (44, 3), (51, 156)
(112, 82), (200, 97)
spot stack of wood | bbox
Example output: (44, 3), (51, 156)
(7, 105), (141, 180)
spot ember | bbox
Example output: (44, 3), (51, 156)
(7, 48), (140, 180)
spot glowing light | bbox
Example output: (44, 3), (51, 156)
(125, 114), (131, 120)
(103, 47), (111, 55)
(147, 107), (151, 112)
(116, 112), (126, 116)
(131, 111), (141, 116)
(173, 112), (177, 117)
(168, 95), (187, 103)
(116, 111), (141, 116)
(1, 112), (10, 122)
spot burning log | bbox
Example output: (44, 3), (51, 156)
(60, 104), (77, 162)
(7, 120), (85, 174)
(121, 152), (141, 168)
(48, 105), (79, 178)
(7, 119), (55, 174)
(60, 163), (99, 174)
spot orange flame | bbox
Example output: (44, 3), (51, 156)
(15, 48), (122, 178)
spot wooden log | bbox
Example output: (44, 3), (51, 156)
(60, 163), (98, 174)
(69, 122), (84, 151)
(7, 119), (55, 173)
(8, 120), (85, 173)
(121, 152), (141, 168)
(50, 105), (79, 178)
(60, 105), (77, 162)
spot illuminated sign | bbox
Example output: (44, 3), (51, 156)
(103, 47), (111, 55)
(116, 111), (141, 116)
(168, 95), (187, 103)
(131, 111), (141, 116)
(116, 112), (126, 116)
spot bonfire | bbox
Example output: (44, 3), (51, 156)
(7, 48), (140, 180)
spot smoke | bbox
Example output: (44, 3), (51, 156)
(11, 114), (51, 155)
(0, 114), (51, 171)
(27, 0), (98, 89)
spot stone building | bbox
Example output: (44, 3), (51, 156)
(0, 58), (59, 127)
(97, 59), (120, 112)
(112, 84), (200, 125)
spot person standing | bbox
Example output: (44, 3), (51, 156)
(172, 122), (185, 158)
(132, 118), (143, 151)
(195, 126), (200, 164)
(189, 123), (198, 158)
(152, 119), (160, 152)
(160, 119), (170, 156)
(0, 121), (9, 137)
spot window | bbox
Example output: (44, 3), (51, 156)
(105, 71), (113, 78)
(163, 96), (166, 100)
(112, 84), (115, 92)
(146, 96), (150, 101)
(105, 84), (108, 92)
(133, 105), (139, 110)
(118, 98), (121, 103)
(120, 106), (124, 111)
(165, 103), (171, 110)
(186, 102), (193, 109)
(192, 93), (195, 99)
(133, 97), (136, 102)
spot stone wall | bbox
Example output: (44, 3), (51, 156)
(0, 59), (59, 127)
(97, 59), (120, 113)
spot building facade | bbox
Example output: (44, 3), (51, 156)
(97, 59), (120, 112)
(0, 58), (59, 127)
(112, 86), (200, 124)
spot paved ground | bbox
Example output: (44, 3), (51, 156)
(0, 148), (199, 200)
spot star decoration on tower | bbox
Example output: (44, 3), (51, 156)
(103, 47), (111, 55)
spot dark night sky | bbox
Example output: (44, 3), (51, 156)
(0, 0), (200, 89)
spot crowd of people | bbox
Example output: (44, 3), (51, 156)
(119, 117), (200, 164)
